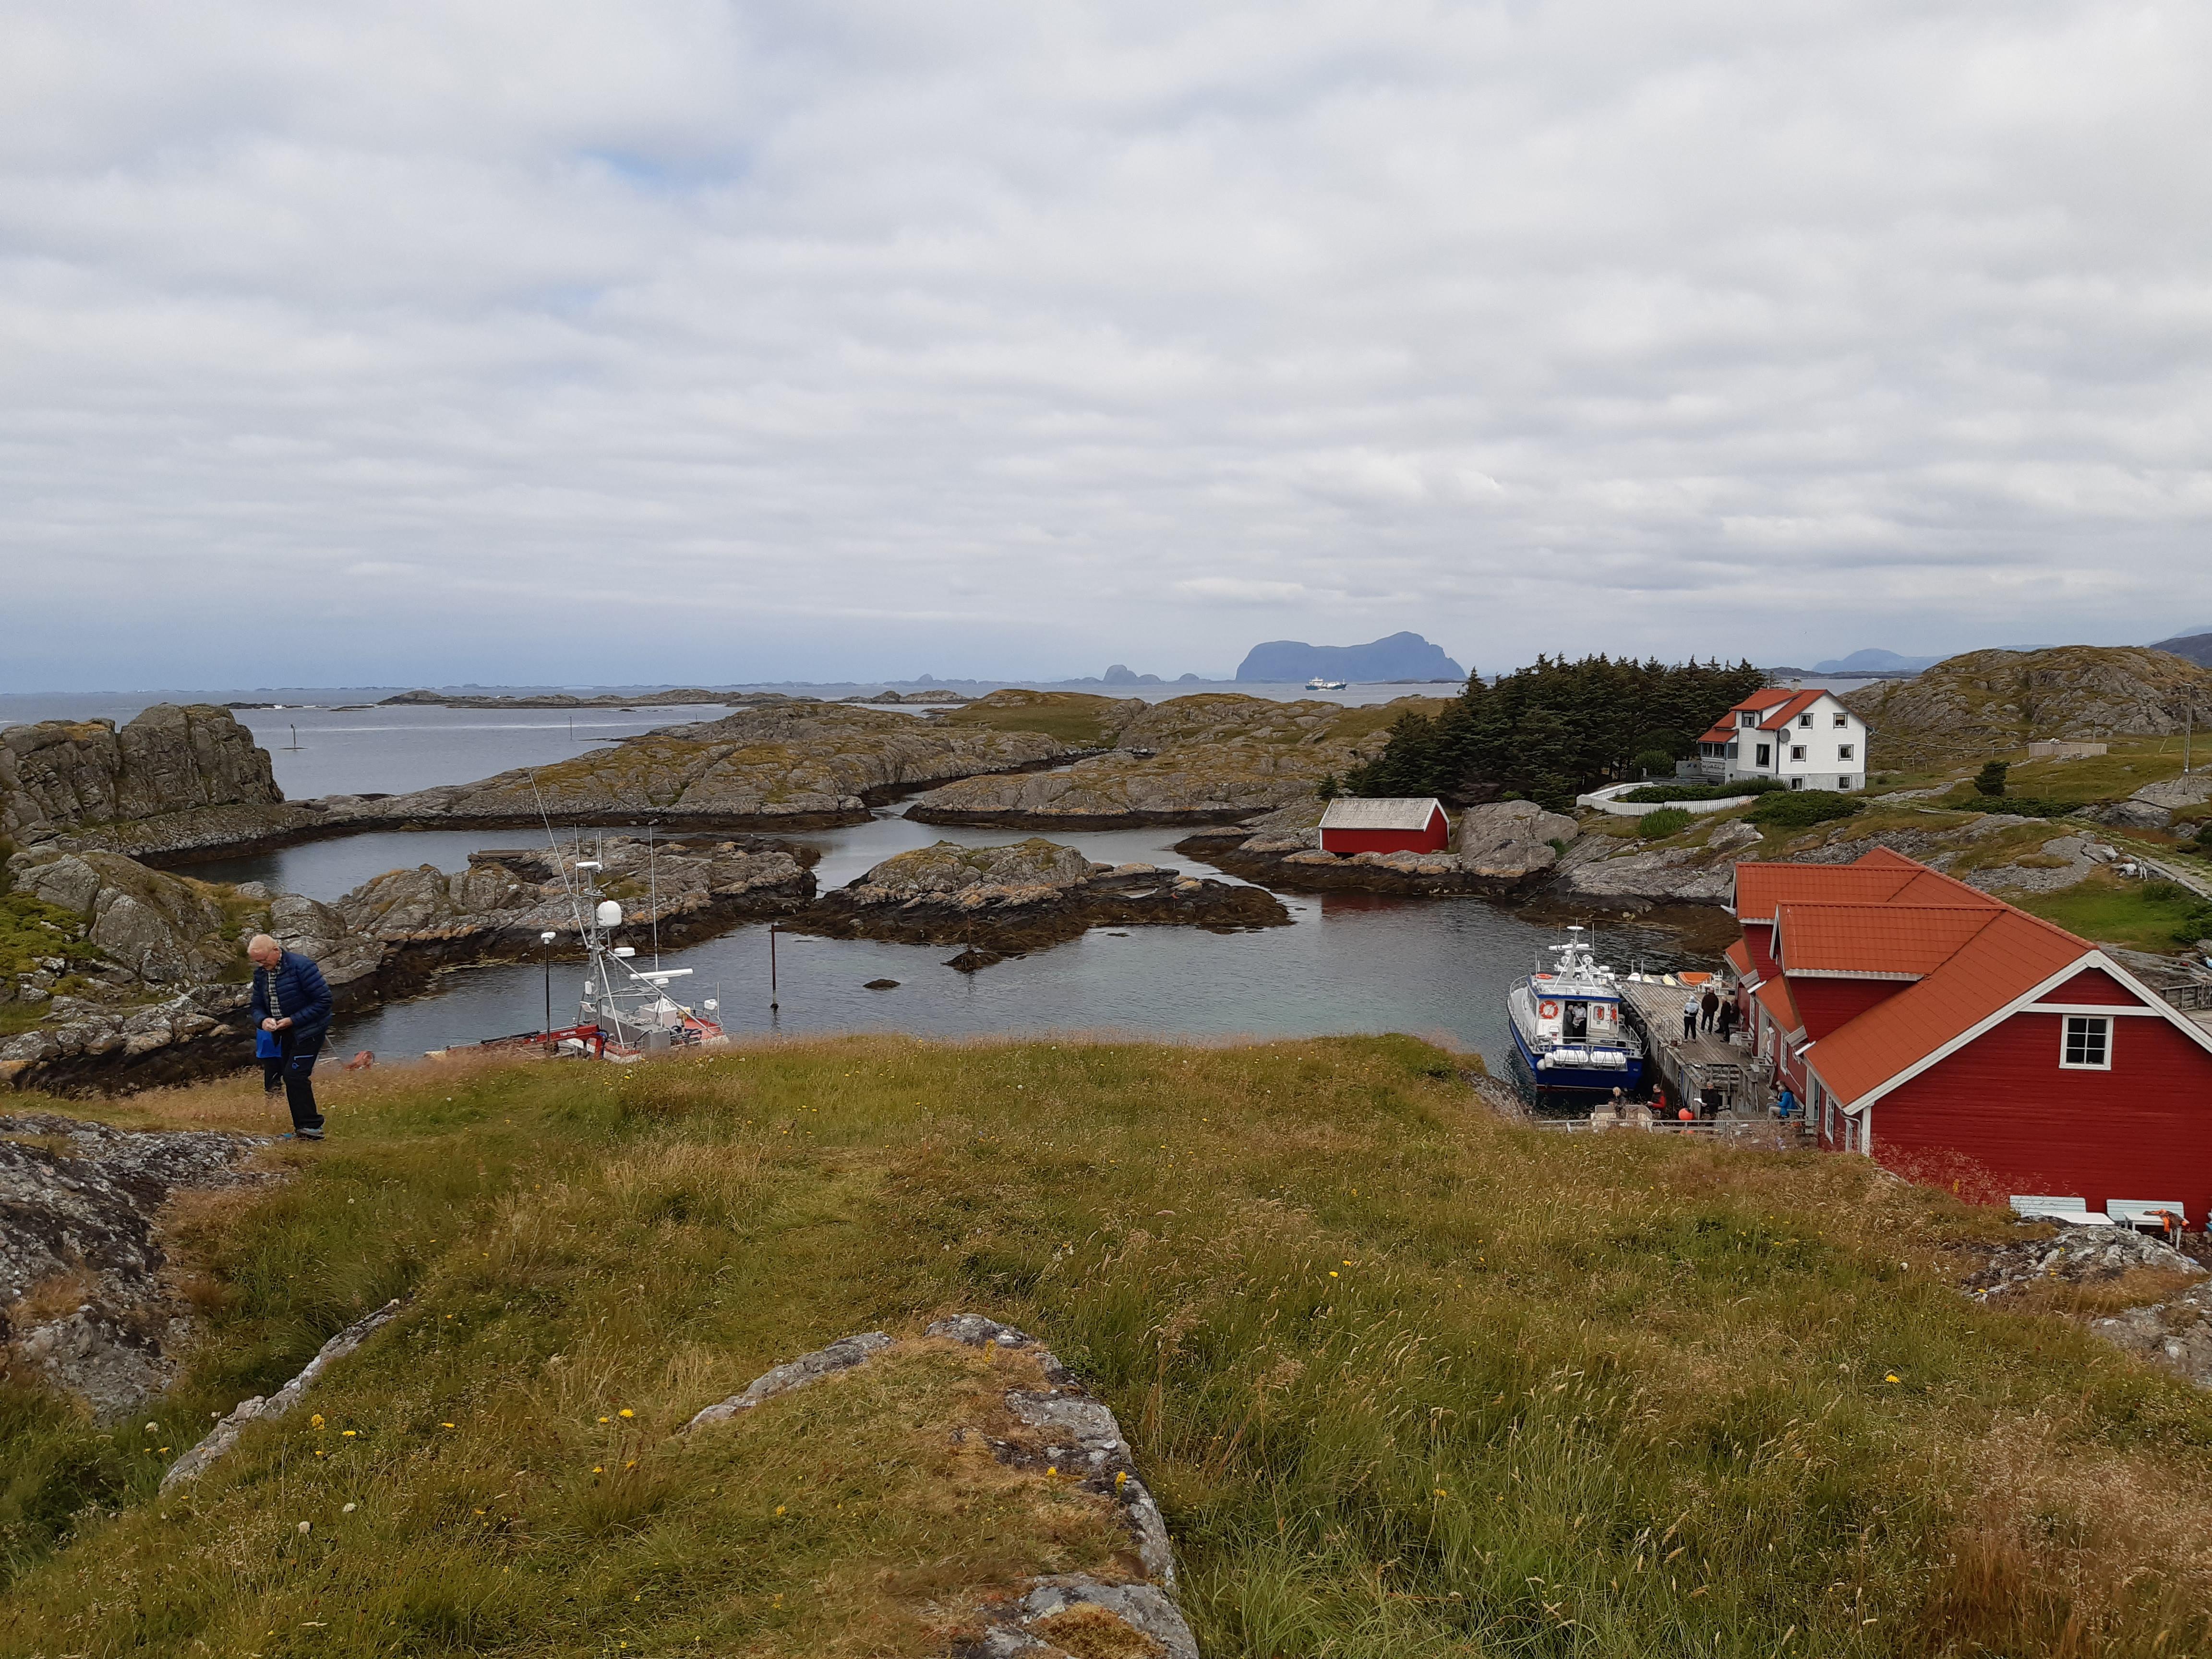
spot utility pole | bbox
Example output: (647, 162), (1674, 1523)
(769, 924), (779, 1011)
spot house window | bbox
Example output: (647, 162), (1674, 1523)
(1839, 775), (1856, 790)
(1790, 745), (1807, 761)
(1832, 713), (1848, 728)
(1740, 711), (1758, 728)
(1837, 744), (1855, 760)
(1797, 713), (1813, 728)
(1725, 742), (1738, 760)
(2061, 1015), (2111, 1070)
(1789, 777), (1804, 790)
(1755, 743), (1771, 766)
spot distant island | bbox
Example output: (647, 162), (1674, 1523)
(1235, 631), (1466, 684)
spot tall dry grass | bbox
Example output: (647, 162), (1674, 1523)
(3, 1034), (2210, 1656)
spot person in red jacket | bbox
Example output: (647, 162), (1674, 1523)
(248, 935), (333, 1140)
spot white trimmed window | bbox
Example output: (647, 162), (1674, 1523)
(1832, 712), (1848, 728)
(2061, 1015), (2112, 1070)
(1790, 745), (1807, 761)
(1837, 743), (1855, 760)
(1797, 713), (1813, 728)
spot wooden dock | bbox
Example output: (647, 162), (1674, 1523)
(1616, 978), (1765, 1117)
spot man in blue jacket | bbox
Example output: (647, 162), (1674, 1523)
(248, 934), (332, 1140)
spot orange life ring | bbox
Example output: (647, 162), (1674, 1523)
(1539, 1000), (1559, 1019)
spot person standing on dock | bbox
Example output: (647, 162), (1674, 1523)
(1718, 998), (1738, 1044)
(1682, 996), (1698, 1041)
(248, 934), (331, 1141)
(1699, 987), (1719, 1032)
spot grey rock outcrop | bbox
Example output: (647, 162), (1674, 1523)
(2093, 773), (2212, 831)
(908, 694), (1431, 828)
(1, 704), (282, 842)
(337, 835), (812, 971)
(685, 1318), (1192, 1659)
(315, 703), (1070, 832)
(793, 838), (1288, 952)
(1, 1112), (271, 1417)
(161, 1298), (405, 1490)
(10, 847), (241, 984)
(1456, 800), (1578, 876)
(1843, 646), (2212, 770)
(683, 1331), (894, 1430)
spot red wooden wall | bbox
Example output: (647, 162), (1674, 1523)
(1321, 808), (1450, 855)
(1870, 1010), (2212, 1224)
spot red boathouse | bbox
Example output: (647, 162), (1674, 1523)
(1726, 847), (2212, 1224)
(1319, 797), (1451, 855)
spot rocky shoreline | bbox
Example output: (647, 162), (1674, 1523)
(1175, 799), (1579, 895)
(787, 838), (1288, 959)
(1, 834), (812, 1095)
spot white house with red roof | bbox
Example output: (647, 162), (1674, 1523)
(1695, 687), (1866, 792)
(1723, 847), (2212, 1223)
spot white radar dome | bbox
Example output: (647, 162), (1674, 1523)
(595, 900), (623, 928)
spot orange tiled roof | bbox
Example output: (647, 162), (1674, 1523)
(1724, 938), (1754, 980)
(1754, 973), (1803, 1037)
(1697, 687), (1841, 745)
(1774, 902), (2001, 977)
(1754, 689), (1827, 732)
(1732, 851), (2000, 922)
(1808, 906), (2096, 1106)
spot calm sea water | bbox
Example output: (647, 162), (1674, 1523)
(5, 682), (1711, 1070)
(204, 809), (1701, 1070)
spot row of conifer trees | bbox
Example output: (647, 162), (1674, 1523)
(1338, 655), (1767, 810)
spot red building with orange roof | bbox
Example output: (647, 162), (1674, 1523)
(1722, 848), (2212, 1221)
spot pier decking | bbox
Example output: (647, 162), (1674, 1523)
(1616, 978), (1765, 1117)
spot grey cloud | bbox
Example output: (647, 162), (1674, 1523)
(4, 0), (2211, 690)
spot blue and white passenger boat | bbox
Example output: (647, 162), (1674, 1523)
(1506, 927), (1645, 1095)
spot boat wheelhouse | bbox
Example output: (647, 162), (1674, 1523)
(1506, 927), (1646, 1095)
(477, 843), (727, 1063)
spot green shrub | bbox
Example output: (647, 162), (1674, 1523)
(1621, 777), (1787, 804)
(1954, 795), (2090, 821)
(1637, 807), (1695, 839)
(1748, 790), (1865, 829)
(1972, 760), (2009, 797)
(1631, 749), (1676, 780)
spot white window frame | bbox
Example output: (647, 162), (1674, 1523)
(1790, 745), (1807, 761)
(1797, 713), (1814, 728)
(1789, 777), (1804, 791)
(1832, 712), (1848, 728)
(2059, 1014), (2112, 1070)
(1755, 742), (1771, 767)
(1837, 743), (1855, 760)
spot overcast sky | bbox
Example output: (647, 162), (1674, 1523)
(5, 0), (2210, 690)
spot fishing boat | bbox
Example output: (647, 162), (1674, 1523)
(1305, 675), (1347, 691)
(476, 844), (726, 1063)
(1505, 927), (1645, 1095)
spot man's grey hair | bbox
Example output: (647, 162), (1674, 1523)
(247, 934), (280, 955)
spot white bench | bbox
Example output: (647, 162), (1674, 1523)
(2011, 1195), (2116, 1226)
(2106, 1201), (2188, 1235)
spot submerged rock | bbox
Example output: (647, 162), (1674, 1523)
(791, 837), (1288, 955)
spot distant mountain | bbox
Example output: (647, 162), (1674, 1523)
(2150, 629), (2212, 668)
(1236, 632), (1466, 684)
(1811, 649), (1949, 674)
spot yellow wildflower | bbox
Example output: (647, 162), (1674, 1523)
(310, 1414), (325, 1430)
(618, 1408), (634, 1419)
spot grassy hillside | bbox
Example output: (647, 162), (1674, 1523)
(1846, 647), (2212, 772)
(7, 1039), (2212, 1657)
